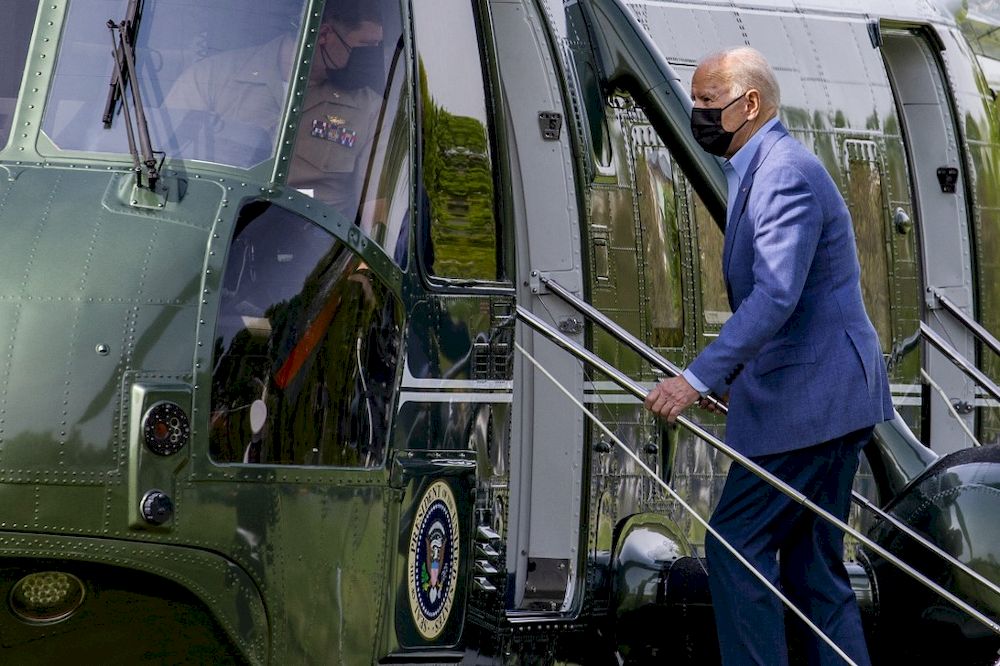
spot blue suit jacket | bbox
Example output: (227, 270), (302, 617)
(688, 121), (893, 457)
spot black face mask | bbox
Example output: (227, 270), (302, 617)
(323, 26), (384, 92)
(690, 92), (748, 157)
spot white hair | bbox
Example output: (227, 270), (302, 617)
(701, 47), (781, 111)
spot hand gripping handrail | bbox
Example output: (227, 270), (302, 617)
(516, 304), (1000, 637)
(538, 274), (1000, 603)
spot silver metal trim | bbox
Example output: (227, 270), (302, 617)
(921, 321), (1000, 402)
(933, 289), (1000, 359)
(517, 305), (1000, 636)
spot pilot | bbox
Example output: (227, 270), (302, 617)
(165, 0), (384, 219)
(287, 1), (384, 217)
(644, 47), (892, 665)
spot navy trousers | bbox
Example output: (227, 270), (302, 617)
(705, 427), (873, 666)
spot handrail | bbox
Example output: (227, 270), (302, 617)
(921, 367), (983, 447)
(515, 339), (858, 665)
(517, 304), (1000, 636)
(540, 275), (728, 412)
(920, 321), (1000, 403)
(933, 289), (1000, 360)
(538, 275), (1000, 604)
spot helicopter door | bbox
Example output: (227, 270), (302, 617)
(206, 200), (406, 661)
(489, 0), (589, 615)
(879, 26), (978, 453)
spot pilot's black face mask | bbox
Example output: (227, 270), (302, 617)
(323, 25), (384, 92)
(690, 92), (749, 157)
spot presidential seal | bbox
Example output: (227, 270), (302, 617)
(407, 480), (460, 640)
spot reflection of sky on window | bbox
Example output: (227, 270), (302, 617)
(412, 0), (487, 121)
(969, 0), (1000, 21)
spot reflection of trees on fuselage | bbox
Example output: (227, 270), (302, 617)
(266, 246), (366, 467)
(949, 6), (1000, 443)
(419, 62), (496, 279)
(210, 225), (397, 467)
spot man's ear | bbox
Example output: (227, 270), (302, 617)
(745, 89), (761, 121)
(317, 22), (333, 46)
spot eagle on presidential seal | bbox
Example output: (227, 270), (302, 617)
(421, 520), (447, 603)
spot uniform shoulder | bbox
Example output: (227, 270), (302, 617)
(186, 37), (285, 83)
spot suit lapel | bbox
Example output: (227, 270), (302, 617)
(722, 122), (789, 282)
(722, 173), (753, 276)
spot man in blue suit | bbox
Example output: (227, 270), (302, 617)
(645, 47), (893, 665)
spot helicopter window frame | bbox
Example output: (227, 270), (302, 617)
(281, 0), (412, 270)
(410, 0), (513, 292)
(208, 200), (405, 470)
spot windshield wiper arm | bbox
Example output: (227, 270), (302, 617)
(102, 0), (141, 128)
(104, 1), (162, 191)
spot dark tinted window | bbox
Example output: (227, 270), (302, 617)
(692, 183), (731, 332)
(0, 0), (39, 149)
(634, 145), (684, 348)
(210, 203), (402, 467)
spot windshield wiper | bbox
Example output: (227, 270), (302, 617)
(103, 0), (162, 191)
(102, 0), (140, 127)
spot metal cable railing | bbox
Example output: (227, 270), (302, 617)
(516, 304), (1000, 639)
(515, 340), (859, 665)
(933, 289), (1000, 360)
(537, 274), (1000, 602)
(920, 320), (1000, 403)
(920, 367), (983, 447)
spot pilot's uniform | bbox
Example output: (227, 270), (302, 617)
(288, 82), (380, 216)
(165, 36), (290, 166)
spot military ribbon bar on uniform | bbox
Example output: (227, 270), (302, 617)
(310, 118), (358, 148)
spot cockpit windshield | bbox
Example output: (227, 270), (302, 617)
(42, 0), (307, 168)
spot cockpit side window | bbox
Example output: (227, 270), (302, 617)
(42, 0), (306, 168)
(284, 0), (411, 270)
(412, 0), (503, 282)
(0, 0), (40, 150)
(210, 202), (403, 468)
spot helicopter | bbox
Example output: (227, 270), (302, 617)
(0, 0), (998, 663)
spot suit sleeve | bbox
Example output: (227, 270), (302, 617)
(688, 164), (823, 395)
